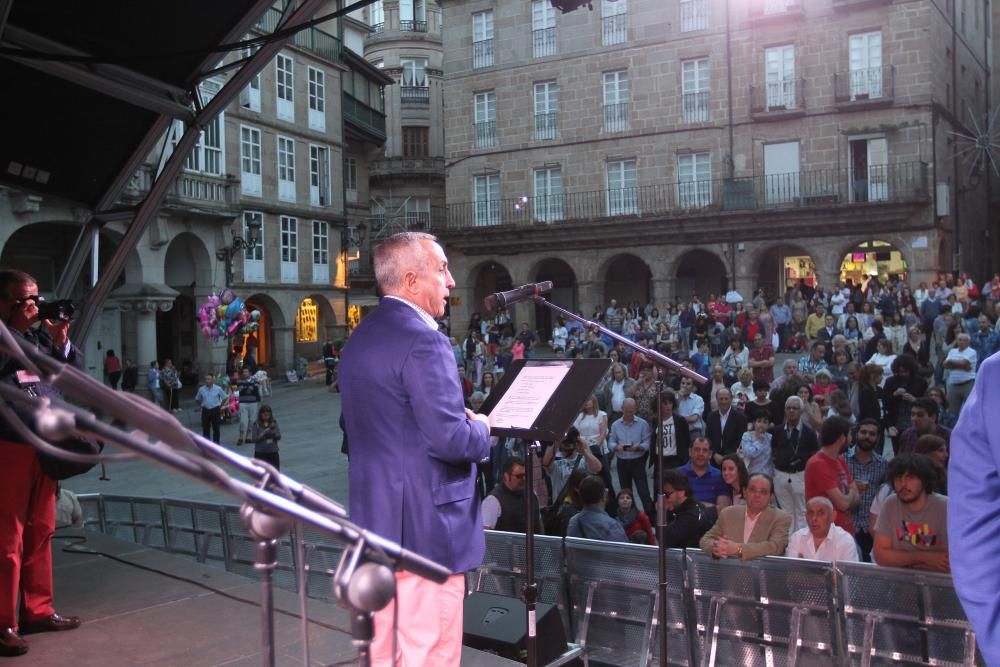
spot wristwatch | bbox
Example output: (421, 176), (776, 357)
(736, 543), (744, 558)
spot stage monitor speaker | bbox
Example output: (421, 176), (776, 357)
(463, 592), (568, 664)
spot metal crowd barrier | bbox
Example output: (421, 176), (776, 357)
(76, 495), (983, 667)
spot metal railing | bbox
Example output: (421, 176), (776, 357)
(444, 162), (929, 228)
(603, 102), (631, 133)
(77, 495), (984, 667)
(834, 65), (895, 103)
(368, 22), (383, 34)
(399, 19), (427, 32)
(681, 90), (710, 123)
(400, 85), (429, 104)
(255, 6), (342, 62)
(473, 120), (496, 148)
(750, 78), (805, 113)
(125, 166), (240, 209)
(602, 13), (627, 45)
(535, 112), (559, 140)
(533, 26), (557, 57)
(472, 38), (494, 69)
(342, 92), (386, 136)
(679, 0), (708, 32)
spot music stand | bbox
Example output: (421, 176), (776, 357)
(480, 358), (610, 667)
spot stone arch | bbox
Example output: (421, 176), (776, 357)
(528, 257), (577, 341)
(243, 293), (286, 369)
(751, 243), (815, 302)
(671, 248), (728, 302)
(290, 293), (339, 359)
(470, 259), (514, 322)
(838, 238), (911, 290)
(158, 233), (214, 371)
(600, 253), (652, 307)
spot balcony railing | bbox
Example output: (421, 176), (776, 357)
(602, 13), (627, 45)
(474, 120), (497, 148)
(342, 92), (386, 137)
(368, 22), (384, 34)
(682, 90), (710, 123)
(124, 165), (240, 213)
(473, 38), (494, 69)
(680, 0), (708, 32)
(533, 27), (557, 57)
(534, 112), (559, 140)
(443, 162), (929, 229)
(834, 66), (895, 104)
(832, 0), (893, 10)
(401, 85), (430, 104)
(256, 6), (341, 62)
(369, 156), (445, 179)
(603, 102), (630, 133)
(750, 79), (805, 114)
(399, 19), (427, 32)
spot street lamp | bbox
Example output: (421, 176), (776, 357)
(216, 216), (262, 286)
(342, 223), (367, 261)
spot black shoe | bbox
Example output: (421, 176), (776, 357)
(18, 613), (81, 634)
(0, 628), (28, 656)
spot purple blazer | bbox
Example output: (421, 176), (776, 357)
(339, 297), (491, 573)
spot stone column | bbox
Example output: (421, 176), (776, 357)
(449, 286), (473, 334)
(651, 277), (675, 306)
(116, 299), (174, 400)
(574, 281), (601, 316)
(271, 326), (295, 375)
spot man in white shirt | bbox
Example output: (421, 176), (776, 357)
(943, 333), (977, 415)
(786, 496), (860, 561)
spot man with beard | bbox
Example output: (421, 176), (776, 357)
(482, 457), (539, 533)
(805, 416), (859, 534)
(846, 419), (887, 561)
(897, 397), (951, 455)
(873, 453), (949, 572)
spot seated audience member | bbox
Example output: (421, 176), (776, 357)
(873, 453), (950, 572)
(786, 497), (860, 562)
(897, 397), (951, 455)
(660, 470), (717, 548)
(678, 437), (730, 506)
(914, 434), (949, 495)
(616, 488), (655, 545)
(718, 454), (749, 509)
(805, 416), (859, 535)
(482, 457), (539, 533)
(567, 476), (630, 543)
(699, 473), (792, 560)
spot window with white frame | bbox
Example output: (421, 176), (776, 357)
(344, 156), (358, 204)
(405, 198), (431, 227)
(242, 211), (265, 282)
(400, 0), (426, 29)
(472, 11), (494, 69)
(602, 0), (627, 46)
(176, 115), (224, 175)
(474, 91), (496, 148)
(240, 125), (262, 196)
(603, 71), (630, 132)
(309, 145), (331, 207)
(764, 45), (796, 109)
(681, 58), (710, 123)
(400, 58), (429, 103)
(311, 220), (329, 285)
(534, 167), (563, 222)
(677, 152), (711, 208)
(474, 174), (501, 226)
(848, 31), (883, 100)
(607, 159), (638, 215)
(534, 81), (559, 140)
(680, 0), (707, 32)
(280, 216), (299, 283)
(276, 53), (294, 121)
(368, 0), (384, 29)
(532, 1), (557, 57)
(240, 42), (261, 111)
(307, 67), (326, 132)
(277, 136), (296, 202)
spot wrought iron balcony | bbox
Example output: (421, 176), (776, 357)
(834, 66), (895, 106)
(443, 162), (929, 229)
(368, 22), (384, 34)
(750, 79), (806, 118)
(682, 91), (710, 123)
(534, 112), (559, 141)
(533, 27), (557, 58)
(369, 156), (445, 180)
(474, 120), (496, 149)
(603, 102), (630, 133)
(401, 85), (430, 104)
(256, 7), (341, 62)
(399, 19), (428, 32)
(473, 38), (494, 69)
(602, 13), (627, 45)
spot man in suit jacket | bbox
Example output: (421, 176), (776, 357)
(770, 395), (820, 533)
(705, 388), (748, 466)
(700, 473), (791, 560)
(339, 232), (491, 666)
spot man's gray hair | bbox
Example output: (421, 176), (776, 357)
(373, 232), (438, 293)
(785, 395), (804, 409)
(806, 496), (834, 512)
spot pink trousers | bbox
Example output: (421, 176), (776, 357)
(370, 571), (466, 666)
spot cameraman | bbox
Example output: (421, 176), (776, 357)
(0, 269), (81, 657)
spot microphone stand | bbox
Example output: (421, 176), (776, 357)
(529, 296), (708, 667)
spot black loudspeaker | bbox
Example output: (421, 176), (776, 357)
(463, 592), (568, 664)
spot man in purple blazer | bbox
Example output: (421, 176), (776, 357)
(339, 232), (491, 665)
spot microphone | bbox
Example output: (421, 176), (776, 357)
(484, 281), (554, 311)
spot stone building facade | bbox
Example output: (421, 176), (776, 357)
(436, 0), (993, 335)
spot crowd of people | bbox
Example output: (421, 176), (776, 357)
(469, 270), (1000, 573)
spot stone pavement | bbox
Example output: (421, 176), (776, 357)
(65, 374), (350, 509)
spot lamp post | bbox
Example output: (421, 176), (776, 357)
(216, 217), (263, 287)
(341, 223), (368, 284)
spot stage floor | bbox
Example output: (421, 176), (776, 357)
(20, 529), (520, 666)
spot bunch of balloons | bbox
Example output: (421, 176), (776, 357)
(197, 289), (261, 342)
